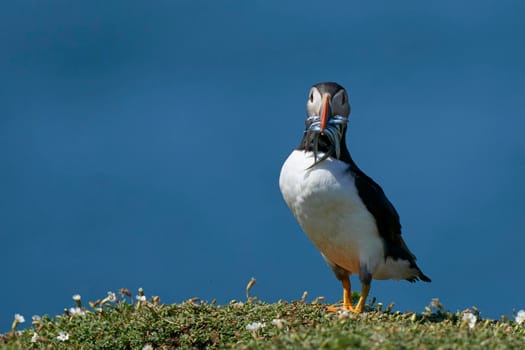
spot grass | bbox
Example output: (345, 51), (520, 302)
(2, 285), (524, 349)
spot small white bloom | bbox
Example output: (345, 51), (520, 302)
(136, 295), (147, 302)
(336, 309), (352, 320)
(142, 344), (154, 350)
(57, 331), (69, 341)
(32, 315), (41, 322)
(271, 318), (287, 329)
(246, 321), (265, 331)
(31, 332), (40, 343)
(14, 314), (25, 323)
(431, 298), (443, 310)
(516, 310), (525, 325)
(69, 307), (86, 316)
(462, 312), (477, 329)
(72, 294), (81, 301)
(107, 291), (117, 302)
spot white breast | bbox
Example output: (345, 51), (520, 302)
(279, 150), (384, 276)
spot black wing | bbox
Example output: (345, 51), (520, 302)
(351, 169), (407, 256)
(350, 168), (430, 282)
(350, 166), (430, 282)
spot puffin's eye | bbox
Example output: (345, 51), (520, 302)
(309, 92), (314, 103)
(341, 93), (346, 105)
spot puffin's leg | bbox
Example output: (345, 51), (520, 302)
(325, 259), (355, 312)
(341, 277), (356, 311)
(354, 284), (370, 313)
(354, 269), (372, 313)
(326, 276), (356, 312)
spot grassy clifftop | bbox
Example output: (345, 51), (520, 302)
(2, 288), (524, 349)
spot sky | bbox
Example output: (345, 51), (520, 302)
(1, 0), (525, 331)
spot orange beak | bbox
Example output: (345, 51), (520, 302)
(320, 94), (331, 132)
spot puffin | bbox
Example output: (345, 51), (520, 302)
(279, 82), (430, 313)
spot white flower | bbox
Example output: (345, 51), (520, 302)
(101, 291), (119, 305)
(271, 318), (287, 329)
(431, 298), (444, 310)
(516, 310), (525, 325)
(142, 344), (154, 350)
(337, 309), (351, 317)
(11, 314), (26, 332)
(14, 314), (25, 323)
(246, 322), (265, 331)
(72, 294), (83, 307)
(69, 307), (86, 316)
(107, 291), (117, 302)
(31, 332), (40, 343)
(32, 315), (41, 322)
(462, 312), (477, 329)
(57, 331), (69, 342)
(136, 295), (147, 302)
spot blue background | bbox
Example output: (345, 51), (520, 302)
(1, 1), (524, 330)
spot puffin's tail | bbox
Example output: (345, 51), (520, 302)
(406, 268), (431, 283)
(418, 271), (431, 282)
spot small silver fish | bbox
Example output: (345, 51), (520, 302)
(304, 115), (348, 169)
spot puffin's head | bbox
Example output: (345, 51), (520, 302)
(303, 82), (350, 165)
(306, 82), (350, 128)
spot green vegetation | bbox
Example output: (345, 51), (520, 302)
(2, 286), (524, 349)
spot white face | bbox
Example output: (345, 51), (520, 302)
(306, 87), (350, 118)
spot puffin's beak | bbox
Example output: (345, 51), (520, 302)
(320, 94), (331, 132)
